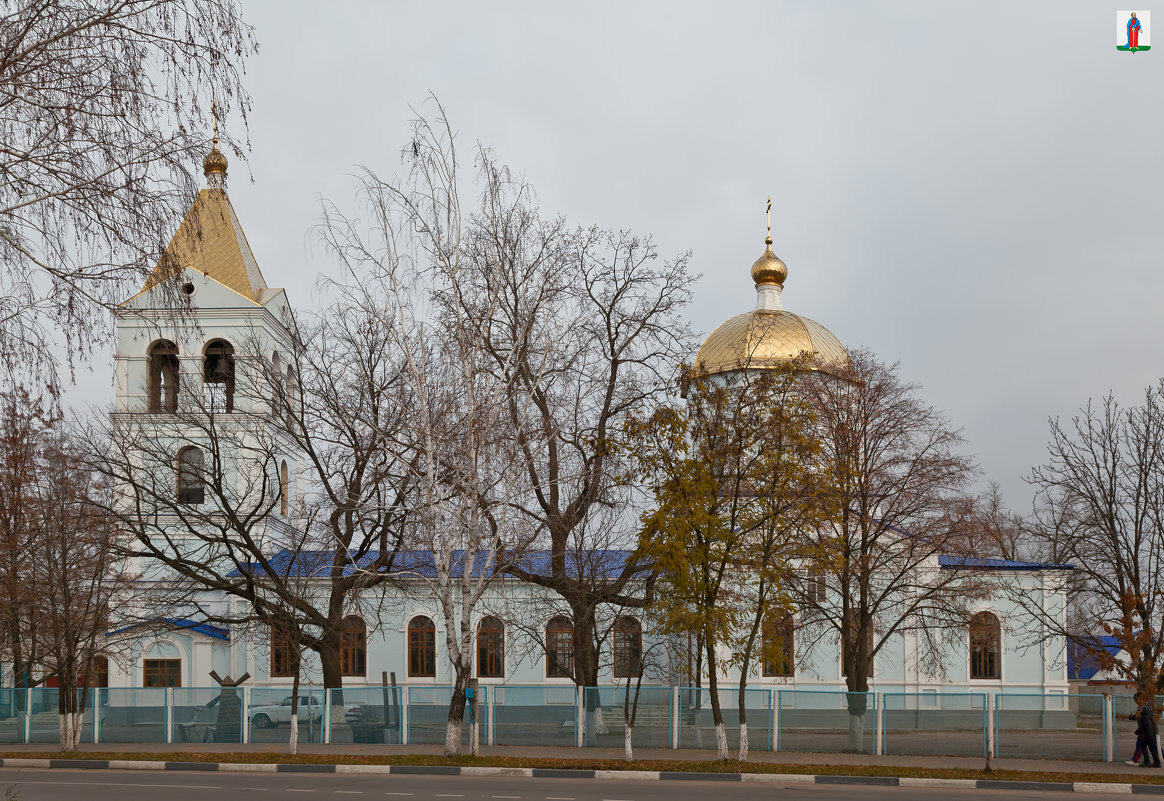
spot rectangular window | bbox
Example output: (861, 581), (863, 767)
(143, 659), (181, 688)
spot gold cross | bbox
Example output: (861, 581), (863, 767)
(766, 196), (772, 238)
(211, 101), (219, 147)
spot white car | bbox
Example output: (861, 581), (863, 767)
(249, 695), (323, 729)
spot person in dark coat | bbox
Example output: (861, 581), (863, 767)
(1129, 693), (1162, 768)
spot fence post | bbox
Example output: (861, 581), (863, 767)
(874, 693), (883, 756)
(486, 685), (495, 746)
(774, 689), (781, 752)
(22, 687), (30, 744)
(323, 688), (331, 745)
(164, 687), (172, 744)
(575, 685), (584, 748)
(671, 686), (679, 749)
(93, 688), (101, 745)
(986, 693), (996, 759)
(400, 685), (409, 746)
(242, 686), (251, 744)
(1102, 693), (1113, 762)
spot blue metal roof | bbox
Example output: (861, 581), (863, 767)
(106, 617), (230, 641)
(1067, 636), (1123, 681)
(228, 548), (636, 580)
(937, 555), (1075, 571)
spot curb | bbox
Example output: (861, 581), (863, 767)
(0, 757), (1159, 793)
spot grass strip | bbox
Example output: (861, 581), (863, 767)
(2, 751), (1163, 786)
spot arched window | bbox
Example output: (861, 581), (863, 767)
(762, 612), (795, 677)
(970, 611), (1001, 680)
(83, 654), (109, 687)
(176, 446), (205, 505)
(271, 625), (295, 678)
(279, 460), (289, 516)
(270, 352), (284, 413)
(546, 616), (574, 678)
(203, 340), (235, 413)
(340, 615), (366, 677)
(284, 368), (298, 426)
(148, 340), (180, 413)
(408, 616), (436, 678)
(477, 616), (505, 678)
(613, 617), (642, 678)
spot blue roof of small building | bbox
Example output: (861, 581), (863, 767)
(106, 617), (230, 641)
(937, 555), (1075, 571)
(1067, 636), (1123, 681)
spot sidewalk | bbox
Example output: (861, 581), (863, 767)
(0, 741), (1155, 777)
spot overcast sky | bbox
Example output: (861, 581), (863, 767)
(81, 1), (1164, 515)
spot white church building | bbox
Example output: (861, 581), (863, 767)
(86, 139), (1078, 752)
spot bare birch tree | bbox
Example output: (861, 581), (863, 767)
(0, 0), (256, 381)
(317, 105), (541, 756)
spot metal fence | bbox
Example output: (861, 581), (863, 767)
(0, 685), (1144, 762)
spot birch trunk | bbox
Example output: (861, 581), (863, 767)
(58, 712), (83, 752)
(738, 720), (748, 762)
(624, 723), (633, 761)
(444, 716), (463, 756)
(848, 712), (865, 753)
(288, 716), (299, 755)
(714, 720), (728, 761)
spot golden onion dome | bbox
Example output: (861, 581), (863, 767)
(203, 145), (228, 177)
(750, 235), (787, 286)
(696, 309), (850, 376)
(695, 216), (850, 377)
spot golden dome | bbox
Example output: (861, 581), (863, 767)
(695, 310), (850, 376)
(751, 236), (787, 285)
(203, 145), (228, 176)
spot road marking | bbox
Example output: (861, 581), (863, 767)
(336, 793), (364, 796)
(0, 781), (223, 789)
(286, 791), (315, 794)
(492, 797), (521, 799)
(384, 794), (414, 797)
(435, 796), (465, 799)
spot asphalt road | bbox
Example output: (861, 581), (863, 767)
(0, 770), (1131, 801)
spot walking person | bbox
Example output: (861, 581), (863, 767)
(1128, 693), (1162, 768)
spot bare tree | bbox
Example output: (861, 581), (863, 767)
(1022, 383), (1164, 699)
(0, 385), (48, 691)
(29, 427), (122, 751)
(0, 0), (256, 381)
(797, 349), (984, 753)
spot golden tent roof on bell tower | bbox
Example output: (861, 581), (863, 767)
(140, 109), (268, 304)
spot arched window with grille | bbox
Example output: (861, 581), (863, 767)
(176, 446), (205, 505)
(477, 616), (505, 678)
(148, 340), (180, 413)
(279, 460), (289, 516)
(970, 611), (1001, 680)
(340, 615), (366, 677)
(546, 616), (574, 678)
(613, 617), (642, 678)
(203, 339), (235, 413)
(408, 616), (436, 678)
(762, 612), (795, 677)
